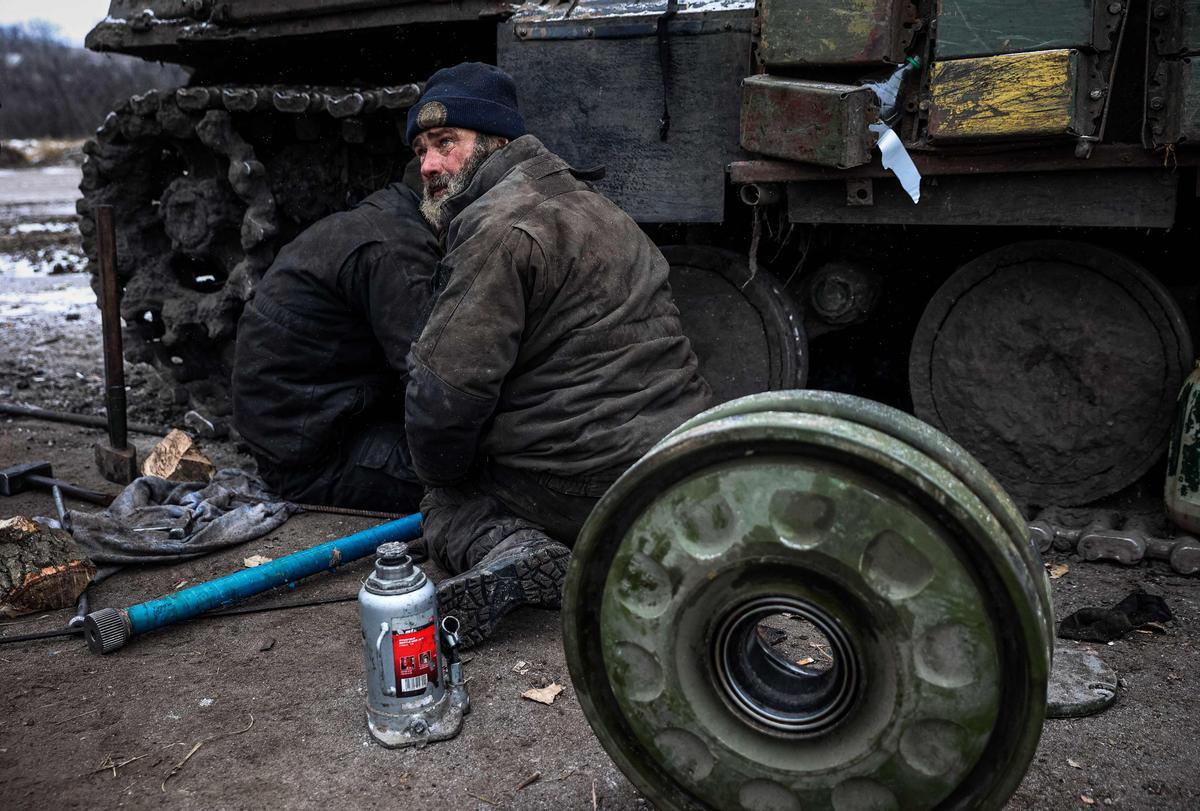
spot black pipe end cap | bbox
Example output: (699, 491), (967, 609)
(84, 607), (130, 654)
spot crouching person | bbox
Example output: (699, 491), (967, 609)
(404, 63), (711, 647)
(233, 180), (439, 513)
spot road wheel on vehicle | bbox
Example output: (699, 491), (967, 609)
(564, 390), (1052, 811)
(663, 245), (807, 403)
(909, 240), (1193, 507)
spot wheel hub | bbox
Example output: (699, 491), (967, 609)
(711, 596), (860, 736)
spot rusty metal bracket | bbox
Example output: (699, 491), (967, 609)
(1075, 0), (1131, 156)
(1146, 57), (1179, 144)
(1149, 0), (1186, 56)
(1093, 0), (1131, 53)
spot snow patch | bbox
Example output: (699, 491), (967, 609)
(0, 249), (87, 277)
(10, 222), (76, 235)
(0, 281), (95, 317)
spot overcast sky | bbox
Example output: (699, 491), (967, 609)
(0, 1), (112, 45)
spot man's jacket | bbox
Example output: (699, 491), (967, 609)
(233, 184), (439, 468)
(406, 135), (711, 488)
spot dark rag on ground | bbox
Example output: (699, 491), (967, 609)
(1057, 589), (1173, 643)
(55, 469), (297, 579)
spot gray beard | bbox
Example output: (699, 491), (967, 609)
(419, 140), (494, 231)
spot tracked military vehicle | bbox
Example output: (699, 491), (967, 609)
(81, 0), (1197, 510)
(78, 2), (1199, 805)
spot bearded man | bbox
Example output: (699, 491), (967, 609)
(232, 178), (439, 512)
(404, 62), (711, 647)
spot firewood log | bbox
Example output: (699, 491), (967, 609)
(0, 516), (95, 617)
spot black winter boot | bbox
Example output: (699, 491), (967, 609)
(436, 532), (571, 649)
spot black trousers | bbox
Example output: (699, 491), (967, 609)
(255, 420), (423, 514)
(421, 464), (607, 574)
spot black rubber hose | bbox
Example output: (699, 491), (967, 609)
(0, 627), (81, 644)
(0, 593), (358, 646)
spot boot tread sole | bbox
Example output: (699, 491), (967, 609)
(437, 544), (570, 649)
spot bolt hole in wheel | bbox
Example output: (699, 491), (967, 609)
(564, 391), (1053, 811)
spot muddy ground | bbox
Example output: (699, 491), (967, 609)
(1, 165), (1199, 809)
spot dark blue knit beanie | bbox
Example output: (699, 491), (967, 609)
(406, 62), (526, 145)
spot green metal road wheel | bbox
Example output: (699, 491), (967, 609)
(564, 391), (1052, 811)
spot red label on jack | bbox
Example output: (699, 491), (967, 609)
(392, 620), (439, 696)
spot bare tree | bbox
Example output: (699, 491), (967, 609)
(0, 21), (187, 139)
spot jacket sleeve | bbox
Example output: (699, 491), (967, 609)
(338, 202), (441, 386)
(360, 240), (439, 383)
(405, 229), (536, 486)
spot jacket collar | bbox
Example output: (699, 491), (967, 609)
(359, 182), (415, 213)
(438, 134), (552, 229)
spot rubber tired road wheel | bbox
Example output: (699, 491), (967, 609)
(909, 240), (1193, 507)
(663, 245), (807, 404)
(564, 391), (1052, 811)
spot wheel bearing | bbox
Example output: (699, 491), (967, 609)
(711, 595), (860, 736)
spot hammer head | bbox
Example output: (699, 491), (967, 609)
(94, 443), (138, 485)
(0, 461), (52, 496)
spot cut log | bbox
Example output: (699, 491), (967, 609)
(141, 429), (216, 482)
(0, 516), (95, 617)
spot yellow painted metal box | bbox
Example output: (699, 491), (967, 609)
(927, 49), (1092, 141)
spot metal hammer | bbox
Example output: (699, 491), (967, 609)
(93, 205), (138, 485)
(0, 461), (116, 506)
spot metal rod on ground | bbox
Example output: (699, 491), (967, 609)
(0, 403), (163, 437)
(1, 593), (361, 646)
(83, 512), (423, 654)
(50, 484), (91, 629)
(93, 205), (138, 484)
(42, 480), (114, 507)
(227, 493), (407, 520)
(0, 628), (80, 644)
(292, 502), (406, 520)
(51, 484), (68, 529)
(69, 592), (90, 631)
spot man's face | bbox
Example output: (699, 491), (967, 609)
(412, 126), (507, 230)
(413, 127), (479, 200)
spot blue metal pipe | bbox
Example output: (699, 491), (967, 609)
(84, 513), (422, 653)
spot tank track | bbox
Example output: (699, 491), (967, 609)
(1030, 511), (1200, 576)
(78, 83), (421, 415)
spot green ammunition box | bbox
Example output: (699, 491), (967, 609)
(740, 75), (878, 168)
(758, 0), (911, 66)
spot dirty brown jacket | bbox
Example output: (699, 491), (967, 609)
(405, 135), (710, 488)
